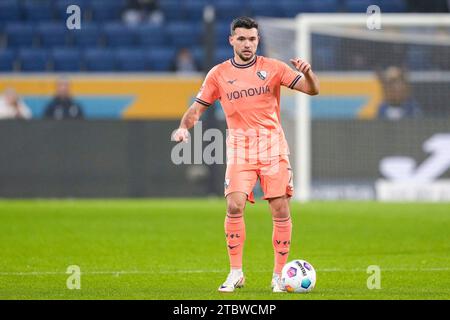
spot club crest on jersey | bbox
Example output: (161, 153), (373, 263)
(257, 70), (267, 80)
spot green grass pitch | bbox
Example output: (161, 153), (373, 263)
(0, 199), (449, 300)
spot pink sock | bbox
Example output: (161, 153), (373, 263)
(224, 214), (246, 269)
(272, 216), (292, 274)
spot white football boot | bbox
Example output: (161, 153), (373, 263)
(271, 273), (286, 293)
(218, 269), (245, 292)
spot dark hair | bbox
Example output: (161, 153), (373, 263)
(230, 17), (258, 35)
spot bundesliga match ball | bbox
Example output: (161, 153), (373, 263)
(281, 260), (316, 293)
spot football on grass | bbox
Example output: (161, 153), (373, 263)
(281, 259), (316, 293)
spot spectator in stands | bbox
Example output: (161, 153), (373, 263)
(122, 0), (164, 26)
(0, 88), (32, 120)
(44, 78), (84, 120)
(171, 47), (200, 73)
(377, 66), (422, 120)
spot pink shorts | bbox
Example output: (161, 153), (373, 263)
(224, 156), (294, 203)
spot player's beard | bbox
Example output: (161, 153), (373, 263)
(237, 50), (255, 62)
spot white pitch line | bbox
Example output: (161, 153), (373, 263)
(0, 267), (448, 276)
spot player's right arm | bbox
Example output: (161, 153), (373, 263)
(172, 102), (208, 142)
(172, 66), (220, 143)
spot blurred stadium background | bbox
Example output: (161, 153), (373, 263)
(0, 0), (449, 200)
(0, 0), (449, 301)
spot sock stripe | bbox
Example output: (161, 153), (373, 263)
(226, 214), (243, 219)
(273, 216), (291, 222)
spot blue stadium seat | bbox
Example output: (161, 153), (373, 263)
(136, 24), (168, 47)
(184, 0), (208, 20)
(23, 0), (55, 21)
(345, 0), (372, 13)
(72, 23), (102, 47)
(214, 46), (232, 64)
(51, 48), (82, 71)
(84, 48), (116, 71)
(373, 0), (406, 12)
(147, 47), (177, 71)
(38, 22), (70, 48)
(0, 49), (16, 71)
(103, 23), (137, 47)
(19, 49), (49, 71)
(189, 46), (205, 69)
(89, 0), (126, 22)
(0, 1), (22, 23)
(312, 0), (340, 12)
(279, 0), (343, 17)
(5, 23), (36, 48)
(160, 1), (186, 21)
(215, 21), (231, 46)
(279, 0), (316, 17)
(213, 0), (249, 22)
(55, 0), (89, 10)
(166, 22), (203, 48)
(248, 0), (284, 18)
(116, 48), (150, 71)
(190, 45), (235, 70)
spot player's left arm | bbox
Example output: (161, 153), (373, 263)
(289, 58), (320, 95)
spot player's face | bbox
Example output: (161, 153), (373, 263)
(229, 27), (259, 62)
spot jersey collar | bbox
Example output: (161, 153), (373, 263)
(230, 55), (257, 69)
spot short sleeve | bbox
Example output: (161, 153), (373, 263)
(195, 66), (220, 107)
(279, 61), (302, 89)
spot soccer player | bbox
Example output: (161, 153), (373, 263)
(172, 17), (319, 292)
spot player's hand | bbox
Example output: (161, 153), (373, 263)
(172, 128), (190, 143)
(290, 58), (312, 74)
